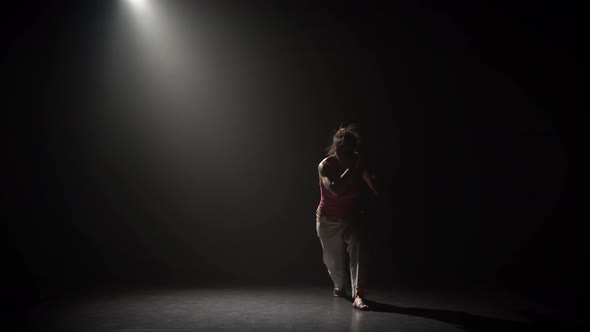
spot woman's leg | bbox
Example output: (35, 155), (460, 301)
(346, 222), (369, 309)
(316, 219), (348, 291)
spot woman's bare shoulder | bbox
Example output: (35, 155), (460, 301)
(319, 155), (336, 166)
(318, 156), (336, 173)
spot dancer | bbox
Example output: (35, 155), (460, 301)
(316, 124), (378, 310)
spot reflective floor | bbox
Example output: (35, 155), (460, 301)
(21, 287), (588, 331)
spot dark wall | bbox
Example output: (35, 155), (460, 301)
(4, 0), (586, 304)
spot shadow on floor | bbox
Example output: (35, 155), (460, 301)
(346, 297), (587, 332)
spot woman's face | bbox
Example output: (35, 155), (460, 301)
(336, 140), (355, 159)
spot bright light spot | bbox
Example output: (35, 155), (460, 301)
(126, 0), (148, 10)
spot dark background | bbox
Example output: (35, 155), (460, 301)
(4, 0), (587, 314)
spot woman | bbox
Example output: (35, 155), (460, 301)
(316, 124), (378, 310)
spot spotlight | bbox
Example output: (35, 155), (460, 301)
(126, 0), (148, 10)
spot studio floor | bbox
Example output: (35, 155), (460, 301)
(18, 286), (588, 331)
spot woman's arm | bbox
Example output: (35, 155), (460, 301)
(362, 168), (378, 197)
(318, 160), (359, 196)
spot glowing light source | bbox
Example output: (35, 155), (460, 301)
(126, 0), (148, 10)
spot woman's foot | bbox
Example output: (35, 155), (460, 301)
(333, 288), (346, 297)
(352, 296), (369, 310)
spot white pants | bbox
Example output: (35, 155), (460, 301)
(316, 215), (367, 297)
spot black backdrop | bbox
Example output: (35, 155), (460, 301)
(4, 0), (587, 311)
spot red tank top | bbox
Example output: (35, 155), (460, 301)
(317, 156), (363, 219)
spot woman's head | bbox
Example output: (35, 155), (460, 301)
(326, 123), (361, 158)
